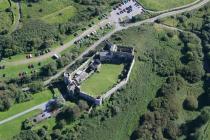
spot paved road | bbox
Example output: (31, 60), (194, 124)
(4, 0), (209, 66)
(0, 101), (47, 125)
(44, 0), (209, 85)
(124, 0), (209, 29)
(5, 19), (110, 66)
(0, 0), (209, 125)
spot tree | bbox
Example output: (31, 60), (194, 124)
(22, 119), (34, 130)
(37, 128), (46, 137)
(164, 122), (181, 139)
(13, 130), (40, 140)
(179, 61), (204, 83)
(40, 62), (57, 76)
(57, 119), (66, 129)
(78, 100), (89, 110)
(39, 41), (50, 50)
(29, 81), (43, 93)
(183, 96), (198, 111)
(198, 107), (210, 124)
(0, 92), (12, 111)
(56, 106), (81, 123)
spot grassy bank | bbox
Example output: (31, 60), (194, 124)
(138, 0), (197, 11)
(0, 110), (41, 140)
(0, 90), (53, 121)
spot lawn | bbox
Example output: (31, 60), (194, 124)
(80, 64), (124, 98)
(0, 110), (41, 140)
(0, 90), (53, 121)
(21, 0), (74, 20)
(41, 6), (77, 24)
(138, 0), (197, 11)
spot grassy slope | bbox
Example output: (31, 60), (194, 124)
(80, 64), (123, 97)
(21, 0), (73, 20)
(0, 0), (13, 32)
(160, 2), (210, 31)
(159, 2), (210, 140)
(138, 0), (196, 11)
(77, 24), (204, 140)
(79, 24), (166, 140)
(0, 110), (41, 140)
(41, 6), (76, 24)
(0, 90), (53, 121)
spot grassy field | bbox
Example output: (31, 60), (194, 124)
(0, 57), (52, 80)
(138, 0), (197, 11)
(80, 64), (123, 97)
(0, 90), (53, 121)
(21, 0), (74, 20)
(41, 6), (76, 24)
(0, 110), (41, 140)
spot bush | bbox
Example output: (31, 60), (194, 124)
(56, 106), (81, 124)
(28, 81), (43, 93)
(78, 100), (89, 110)
(179, 61), (204, 83)
(183, 96), (198, 111)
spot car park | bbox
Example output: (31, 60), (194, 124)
(109, 0), (143, 23)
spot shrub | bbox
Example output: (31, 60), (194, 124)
(183, 96), (198, 111)
(179, 61), (204, 83)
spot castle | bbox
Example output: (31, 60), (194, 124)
(64, 40), (135, 105)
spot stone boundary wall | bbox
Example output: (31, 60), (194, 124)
(70, 57), (93, 76)
(102, 57), (135, 100)
(80, 91), (102, 105)
(66, 55), (135, 105)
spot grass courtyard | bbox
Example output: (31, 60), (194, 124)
(0, 110), (41, 140)
(80, 64), (124, 98)
(138, 0), (197, 11)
